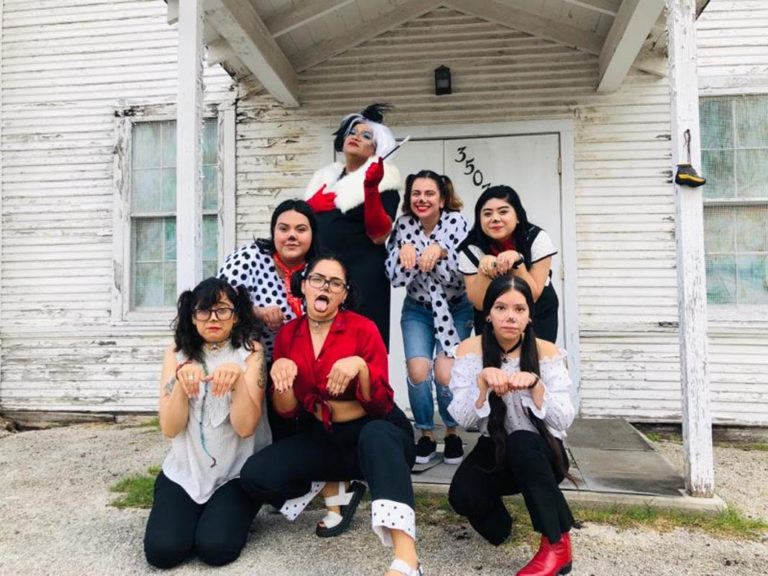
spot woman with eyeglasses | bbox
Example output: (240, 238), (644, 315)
(385, 170), (472, 466)
(144, 277), (271, 569)
(304, 104), (401, 348)
(240, 256), (423, 576)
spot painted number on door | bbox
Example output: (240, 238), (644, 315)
(455, 146), (492, 190)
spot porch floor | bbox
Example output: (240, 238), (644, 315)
(411, 418), (724, 512)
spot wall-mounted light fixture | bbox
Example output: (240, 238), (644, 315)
(434, 65), (452, 95)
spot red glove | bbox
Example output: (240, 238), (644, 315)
(306, 184), (337, 213)
(363, 158), (392, 238)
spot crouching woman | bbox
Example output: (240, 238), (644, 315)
(144, 277), (271, 569)
(447, 275), (576, 576)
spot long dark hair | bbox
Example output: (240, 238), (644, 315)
(255, 199), (320, 261)
(289, 253), (358, 311)
(173, 277), (262, 362)
(402, 170), (463, 215)
(459, 185), (535, 264)
(482, 275), (572, 482)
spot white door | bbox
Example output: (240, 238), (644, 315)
(388, 133), (563, 411)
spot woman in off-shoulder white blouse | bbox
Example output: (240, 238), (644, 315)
(446, 275), (576, 576)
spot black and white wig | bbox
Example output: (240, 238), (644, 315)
(332, 103), (396, 159)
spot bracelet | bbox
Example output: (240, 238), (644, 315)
(528, 375), (540, 389)
(175, 360), (192, 378)
(512, 255), (525, 270)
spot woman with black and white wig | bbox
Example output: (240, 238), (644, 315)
(305, 103), (401, 348)
(458, 185), (559, 343)
(447, 275), (576, 576)
(385, 170), (472, 466)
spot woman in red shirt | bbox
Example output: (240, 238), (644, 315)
(239, 256), (422, 576)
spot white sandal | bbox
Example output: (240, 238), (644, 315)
(315, 480), (366, 537)
(389, 558), (423, 576)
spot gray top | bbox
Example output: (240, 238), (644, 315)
(162, 344), (272, 503)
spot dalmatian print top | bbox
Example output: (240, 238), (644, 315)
(385, 210), (469, 351)
(218, 242), (301, 361)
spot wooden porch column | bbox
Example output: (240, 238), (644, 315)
(666, 0), (714, 497)
(176, 0), (205, 293)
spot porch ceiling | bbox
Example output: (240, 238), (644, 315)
(167, 0), (711, 107)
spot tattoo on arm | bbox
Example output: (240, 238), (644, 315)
(164, 376), (176, 397)
(256, 349), (267, 389)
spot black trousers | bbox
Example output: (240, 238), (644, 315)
(144, 471), (260, 569)
(449, 431), (574, 545)
(240, 404), (416, 511)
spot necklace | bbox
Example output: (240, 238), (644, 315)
(498, 336), (523, 355)
(205, 341), (227, 353)
(308, 316), (334, 333)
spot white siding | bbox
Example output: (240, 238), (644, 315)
(0, 0), (234, 411)
(236, 8), (684, 421)
(696, 0), (768, 425)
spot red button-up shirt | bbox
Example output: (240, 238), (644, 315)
(272, 310), (394, 425)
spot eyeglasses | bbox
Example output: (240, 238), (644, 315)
(306, 273), (348, 293)
(193, 307), (235, 321)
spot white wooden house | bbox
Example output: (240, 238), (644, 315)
(1, 0), (766, 495)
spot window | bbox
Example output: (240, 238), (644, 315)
(700, 95), (768, 307)
(130, 119), (219, 308)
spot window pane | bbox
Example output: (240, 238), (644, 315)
(164, 218), (176, 261)
(203, 119), (218, 165)
(162, 120), (177, 167)
(734, 97), (768, 148)
(737, 255), (768, 304)
(203, 259), (218, 279)
(703, 206), (735, 253)
(706, 255), (736, 305)
(162, 168), (177, 212)
(702, 149), (734, 200)
(132, 169), (163, 212)
(203, 214), (218, 262)
(134, 219), (163, 260)
(203, 165), (218, 210)
(134, 263), (163, 307)
(133, 123), (162, 169)
(164, 262), (177, 307)
(735, 149), (768, 199)
(736, 205), (768, 253)
(700, 98), (733, 150)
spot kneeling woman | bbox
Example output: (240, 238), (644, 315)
(144, 278), (271, 569)
(239, 256), (422, 576)
(447, 275), (576, 576)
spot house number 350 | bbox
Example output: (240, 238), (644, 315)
(454, 146), (492, 190)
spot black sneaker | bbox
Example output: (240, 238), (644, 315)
(443, 434), (464, 465)
(415, 436), (437, 464)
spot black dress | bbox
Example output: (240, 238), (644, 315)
(305, 159), (402, 349)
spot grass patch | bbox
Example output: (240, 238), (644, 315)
(109, 466), (160, 509)
(412, 491), (767, 542)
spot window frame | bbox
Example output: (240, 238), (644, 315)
(700, 92), (768, 324)
(112, 104), (236, 323)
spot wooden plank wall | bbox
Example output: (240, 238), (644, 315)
(696, 0), (768, 425)
(0, 0), (233, 411)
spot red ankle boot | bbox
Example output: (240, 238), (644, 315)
(516, 532), (572, 576)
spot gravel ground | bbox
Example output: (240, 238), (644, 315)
(0, 423), (766, 576)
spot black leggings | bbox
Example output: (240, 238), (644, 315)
(144, 471), (260, 569)
(240, 404), (416, 515)
(449, 431), (574, 545)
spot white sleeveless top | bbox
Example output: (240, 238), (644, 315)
(162, 343), (272, 503)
